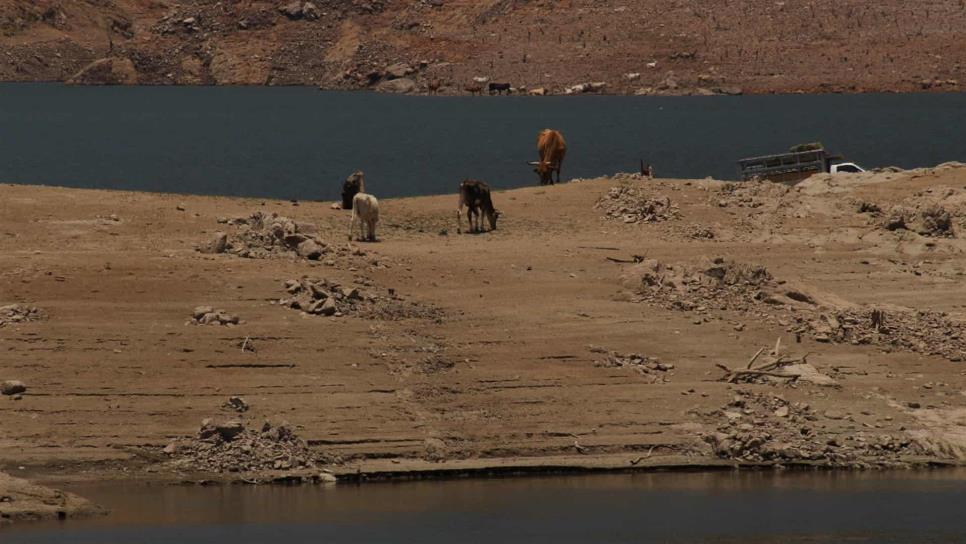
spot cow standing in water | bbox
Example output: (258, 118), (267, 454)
(341, 171), (365, 210)
(530, 129), (567, 185)
(457, 179), (500, 234)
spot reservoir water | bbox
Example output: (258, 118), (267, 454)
(1, 84), (965, 201)
(6, 471), (966, 543)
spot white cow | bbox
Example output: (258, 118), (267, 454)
(348, 193), (379, 242)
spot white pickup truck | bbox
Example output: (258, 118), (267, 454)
(829, 162), (866, 174)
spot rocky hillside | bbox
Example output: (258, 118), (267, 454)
(1, 0), (964, 94)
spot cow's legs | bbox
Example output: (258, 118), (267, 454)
(347, 212), (356, 241)
(368, 219), (377, 241)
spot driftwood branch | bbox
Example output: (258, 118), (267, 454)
(717, 340), (810, 384)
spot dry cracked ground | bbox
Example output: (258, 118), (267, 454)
(3, 164), (966, 524)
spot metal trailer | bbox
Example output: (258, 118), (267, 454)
(737, 146), (844, 184)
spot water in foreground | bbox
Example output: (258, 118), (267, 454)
(2, 84), (965, 200)
(7, 471), (966, 543)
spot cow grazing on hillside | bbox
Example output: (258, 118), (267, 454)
(348, 193), (379, 242)
(488, 82), (511, 95)
(530, 129), (566, 185)
(341, 171), (366, 209)
(457, 179), (500, 234)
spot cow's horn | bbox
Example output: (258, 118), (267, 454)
(527, 161), (540, 166)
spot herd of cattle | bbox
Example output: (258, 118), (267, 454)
(344, 129), (567, 241)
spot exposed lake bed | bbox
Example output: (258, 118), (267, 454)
(3, 85), (966, 537)
(3, 164), (966, 531)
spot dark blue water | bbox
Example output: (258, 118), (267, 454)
(7, 471), (966, 543)
(1, 84), (965, 200)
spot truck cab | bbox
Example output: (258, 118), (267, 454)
(829, 162), (866, 174)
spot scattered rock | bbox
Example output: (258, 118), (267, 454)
(279, 278), (442, 321)
(189, 308), (240, 326)
(589, 346), (672, 383)
(223, 396), (249, 413)
(0, 305), (46, 327)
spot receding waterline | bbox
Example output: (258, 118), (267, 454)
(7, 470), (966, 543)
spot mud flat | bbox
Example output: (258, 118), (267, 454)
(0, 472), (103, 527)
(2, 165), (966, 522)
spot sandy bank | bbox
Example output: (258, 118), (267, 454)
(2, 166), (966, 510)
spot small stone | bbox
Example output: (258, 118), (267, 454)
(318, 297), (337, 316)
(774, 406), (789, 418)
(193, 306), (213, 320)
(907, 401), (921, 409)
(1, 380), (26, 396)
(297, 240), (324, 260)
(224, 396), (249, 413)
(823, 409), (846, 420)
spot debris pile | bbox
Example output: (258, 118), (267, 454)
(279, 278), (444, 321)
(795, 308), (966, 361)
(162, 419), (322, 474)
(204, 212), (330, 260)
(0, 304), (46, 327)
(625, 257), (772, 313)
(714, 180), (790, 209)
(880, 204), (954, 237)
(860, 186), (966, 237)
(596, 185), (678, 223)
(701, 392), (923, 468)
(623, 258), (966, 361)
(589, 346), (673, 382)
(189, 306), (241, 326)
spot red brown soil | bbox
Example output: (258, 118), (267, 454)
(1, 0), (964, 94)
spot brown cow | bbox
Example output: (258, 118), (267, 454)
(457, 179), (500, 234)
(530, 129), (566, 185)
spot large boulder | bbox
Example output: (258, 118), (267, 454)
(279, 1), (304, 19)
(385, 63), (413, 79)
(66, 57), (138, 85)
(1, 380), (26, 396)
(376, 77), (416, 94)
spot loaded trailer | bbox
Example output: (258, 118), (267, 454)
(737, 143), (865, 184)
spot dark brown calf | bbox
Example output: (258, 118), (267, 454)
(457, 179), (500, 234)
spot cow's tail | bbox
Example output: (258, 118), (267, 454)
(348, 206), (357, 241)
(456, 189), (465, 234)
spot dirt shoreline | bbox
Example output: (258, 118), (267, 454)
(2, 1), (964, 95)
(3, 166), (966, 524)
